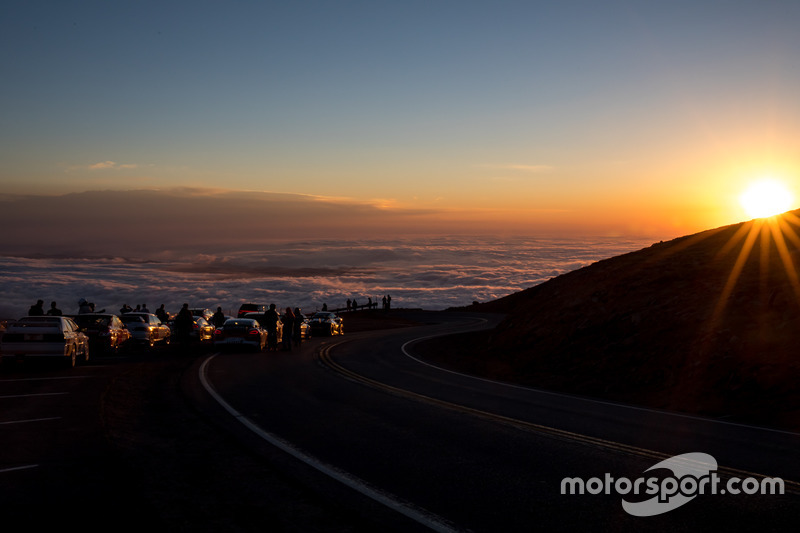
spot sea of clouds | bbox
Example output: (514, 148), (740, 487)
(0, 235), (654, 319)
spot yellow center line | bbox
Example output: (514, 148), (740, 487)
(317, 342), (800, 494)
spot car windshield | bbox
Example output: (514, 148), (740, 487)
(120, 315), (145, 323)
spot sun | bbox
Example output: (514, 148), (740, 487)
(739, 179), (794, 219)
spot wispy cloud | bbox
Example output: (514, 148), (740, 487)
(88, 161), (139, 170)
(481, 164), (554, 173)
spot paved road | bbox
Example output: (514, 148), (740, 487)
(194, 311), (800, 532)
(0, 352), (160, 524)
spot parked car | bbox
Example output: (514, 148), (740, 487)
(1, 316), (90, 368)
(308, 312), (344, 336)
(243, 312), (283, 344)
(120, 313), (171, 348)
(296, 316), (312, 340)
(71, 313), (131, 355)
(238, 303), (267, 318)
(189, 308), (213, 321)
(168, 316), (215, 343)
(213, 318), (268, 351)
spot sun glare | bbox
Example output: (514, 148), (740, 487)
(739, 179), (794, 219)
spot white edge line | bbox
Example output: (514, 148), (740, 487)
(400, 325), (800, 438)
(0, 417), (61, 425)
(0, 392), (69, 399)
(0, 464), (38, 474)
(197, 354), (460, 533)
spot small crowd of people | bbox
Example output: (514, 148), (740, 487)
(250, 303), (305, 352)
(335, 294), (392, 313)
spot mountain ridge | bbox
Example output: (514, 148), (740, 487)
(436, 212), (800, 429)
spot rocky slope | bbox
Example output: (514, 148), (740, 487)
(440, 213), (800, 429)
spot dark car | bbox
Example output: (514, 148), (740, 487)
(70, 313), (131, 355)
(308, 312), (344, 336)
(168, 316), (215, 343)
(213, 318), (268, 351)
(238, 303), (267, 318)
(189, 308), (213, 321)
(243, 312), (283, 344)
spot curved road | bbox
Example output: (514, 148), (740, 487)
(193, 311), (800, 532)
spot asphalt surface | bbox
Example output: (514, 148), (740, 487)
(2, 311), (799, 531)
(195, 311), (800, 532)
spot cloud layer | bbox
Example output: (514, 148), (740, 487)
(0, 235), (652, 319)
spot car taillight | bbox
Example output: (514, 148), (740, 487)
(248, 329), (260, 335)
(214, 329), (223, 336)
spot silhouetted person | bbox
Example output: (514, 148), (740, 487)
(382, 295), (387, 311)
(282, 307), (295, 351)
(141, 303), (150, 313)
(293, 308), (304, 347)
(156, 304), (168, 322)
(211, 307), (226, 328)
(78, 298), (93, 314)
(352, 298), (358, 311)
(28, 299), (45, 316)
(387, 294), (391, 310)
(174, 303), (194, 348)
(120, 304), (132, 314)
(322, 303), (328, 311)
(346, 299), (351, 312)
(46, 301), (62, 316)
(264, 304), (281, 351)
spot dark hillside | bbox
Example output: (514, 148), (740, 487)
(436, 213), (800, 429)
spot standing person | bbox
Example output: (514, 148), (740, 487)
(264, 304), (281, 351)
(322, 303), (328, 311)
(120, 303), (132, 314)
(211, 306), (226, 328)
(387, 294), (391, 310)
(28, 300), (45, 316)
(174, 303), (194, 348)
(282, 307), (295, 351)
(351, 298), (358, 312)
(346, 299), (351, 312)
(78, 298), (93, 314)
(46, 301), (62, 316)
(155, 304), (168, 322)
(293, 307), (304, 347)
(382, 295), (387, 311)
(141, 303), (150, 313)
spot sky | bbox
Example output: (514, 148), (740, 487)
(2, 0), (800, 240)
